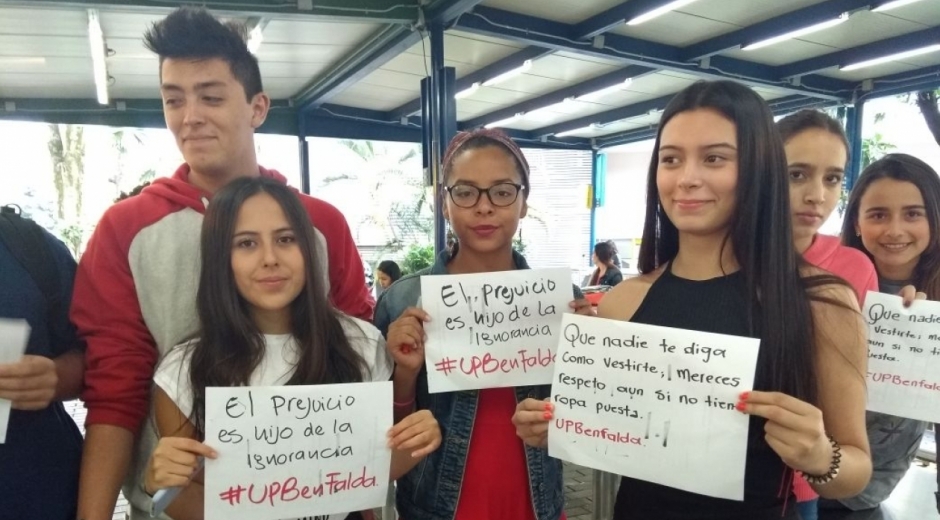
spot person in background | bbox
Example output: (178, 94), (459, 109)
(71, 8), (374, 519)
(821, 153), (940, 515)
(588, 240), (623, 287)
(0, 206), (85, 520)
(375, 259), (402, 299)
(776, 109), (879, 520)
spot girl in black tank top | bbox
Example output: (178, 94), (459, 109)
(613, 265), (797, 519)
(579, 81), (873, 520)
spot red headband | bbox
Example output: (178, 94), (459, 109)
(441, 128), (530, 183)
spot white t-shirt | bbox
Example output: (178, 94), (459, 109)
(154, 315), (394, 520)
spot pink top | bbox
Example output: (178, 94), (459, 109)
(803, 234), (878, 304)
(793, 234), (878, 502)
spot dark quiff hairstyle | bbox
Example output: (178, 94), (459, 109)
(639, 80), (853, 404)
(776, 109), (850, 157)
(143, 7), (263, 100)
(841, 153), (940, 300)
(377, 260), (402, 283)
(187, 177), (367, 435)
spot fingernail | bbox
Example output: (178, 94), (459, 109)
(402, 345), (412, 354)
(739, 391), (750, 401)
(544, 402), (553, 411)
(543, 411), (553, 420)
(735, 401), (746, 412)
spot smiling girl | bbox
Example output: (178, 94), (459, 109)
(142, 177), (440, 520)
(515, 81), (872, 519)
(827, 153), (940, 512)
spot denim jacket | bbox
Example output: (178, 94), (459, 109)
(374, 250), (579, 520)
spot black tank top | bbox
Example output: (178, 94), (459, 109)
(612, 265), (798, 520)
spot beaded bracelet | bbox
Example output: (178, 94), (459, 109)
(804, 434), (842, 485)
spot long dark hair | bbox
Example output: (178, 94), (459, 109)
(841, 154), (940, 300)
(639, 80), (849, 403)
(187, 177), (367, 435)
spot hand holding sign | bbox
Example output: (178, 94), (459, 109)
(512, 398), (554, 448)
(145, 437), (217, 495)
(897, 284), (927, 307)
(388, 409), (441, 459)
(386, 307), (430, 374)
(0, 355), (57, 410)
(0, 319), (30, 443)
(738, 391), (832, 476)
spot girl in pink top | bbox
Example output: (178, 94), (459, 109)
(777, 110), (878, 520)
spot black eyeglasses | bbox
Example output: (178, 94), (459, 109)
(444, 183), (525, 208)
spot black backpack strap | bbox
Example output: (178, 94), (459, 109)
(0, 205), (62, 326)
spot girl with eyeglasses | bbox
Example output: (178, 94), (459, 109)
(373, 129), (594, 520)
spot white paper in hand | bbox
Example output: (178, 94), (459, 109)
(0, 318), (31, 443)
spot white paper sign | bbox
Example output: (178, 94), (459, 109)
(864, 291), (940, 423)
(420, 268), (573, 393)
(0, 319), (31, 444)
(204, 382), (393, 520)
(549, 314), (760, 501)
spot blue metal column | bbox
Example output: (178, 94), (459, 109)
(588, 150), (607, 263)
(298, 114), (311, 195)
(845, 102), (865, 192)
(428, 20), (458, 255)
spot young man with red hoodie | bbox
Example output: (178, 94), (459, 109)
(72, 8), (374, 519)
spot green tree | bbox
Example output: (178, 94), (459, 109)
(837, 113), (895, 217)
(401, 243), (435, 275)
(914, 89), (940, 147)
(48, 124), (85, 255)
(325, 140), (431, 253)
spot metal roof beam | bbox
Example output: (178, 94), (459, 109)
(294, 0), (483, 111)
(777, 26), (940, 78)
(858, 63), (940, 101)
(461, 65), (657, 129)
(0, 97), (299, 134)
(573, 0), (690, 40)
(388, 46), (553, 120)
(0, 0), (419, 23)
(531, 94), (675, 139)
(293, 25), (418, 110)
(681, 0), (874, 61)
(593, 97), (845, 149)
(454, 6), (854, 102)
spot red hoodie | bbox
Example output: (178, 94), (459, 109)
(72, 164), (374, 433)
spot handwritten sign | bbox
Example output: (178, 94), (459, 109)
(548, 314), (759, 501)
(863, 291), (940, 423)
(204, 382), (393, 520)
(420, 268), (573, 393)
(0, 319), (30, 444)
